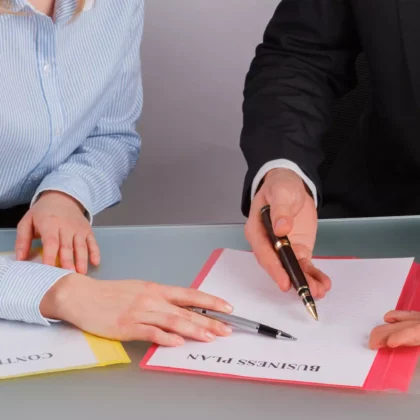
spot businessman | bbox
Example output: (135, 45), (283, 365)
(240, 0), (420, 348)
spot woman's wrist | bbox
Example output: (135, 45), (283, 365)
(40, 273), (91, 321)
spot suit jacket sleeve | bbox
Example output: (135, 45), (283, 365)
(240, 0), (361, 216)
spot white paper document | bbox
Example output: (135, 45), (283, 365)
(0, 321), (97, 378)
(144, 249), (414, 387)
(0, 250), (130, 379)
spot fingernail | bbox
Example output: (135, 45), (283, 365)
(16, 250), (22, 260)
(205, 331), (216, 341)
(224, 303), (233, 313)
(221, 325), (232, 335)
(274, 218), (288, 231)
(175, 337), (184, 346)
(77, 265), (86, 274)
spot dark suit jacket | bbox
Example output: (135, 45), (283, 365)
(240, 0), (420, 218)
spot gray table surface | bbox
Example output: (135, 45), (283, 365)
(1, 217), (420, 419)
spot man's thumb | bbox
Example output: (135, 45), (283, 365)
(266, 184), (305, 237)
(268, 205), (294, 237)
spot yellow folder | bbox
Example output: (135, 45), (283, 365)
(0, 248), (131, 380)
(0, 334), (131, 381)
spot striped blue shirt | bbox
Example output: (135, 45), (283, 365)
(0, 0), (144, 325)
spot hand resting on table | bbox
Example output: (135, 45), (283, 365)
(40, 274), (233, 346)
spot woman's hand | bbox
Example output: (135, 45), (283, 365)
(369, 310), (420, 349)
(40, 274), (234, 346)
(15, 191), (100, 274)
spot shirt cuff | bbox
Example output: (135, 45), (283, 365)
(0, 260), (73, 326)
(251, 159), (318, 208)
(30, 172), (93, 225)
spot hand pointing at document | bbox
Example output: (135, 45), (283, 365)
(245, 168), (331, 299)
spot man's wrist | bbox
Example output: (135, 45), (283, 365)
(264, 167), (314, 200)
(251, 160), (318, 208)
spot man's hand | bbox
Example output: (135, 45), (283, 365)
(369, 311), (420, 349)
(15, 191), (100, 274)
(245, 168), (331, 298)
(40, 274), (234, 346)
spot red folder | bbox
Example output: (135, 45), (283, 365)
(140, 249), (420, 392)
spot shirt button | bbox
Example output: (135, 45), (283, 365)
(43, 63), (51, 73)
(30, 173), (41, 181)
(55, 128), (62, 136)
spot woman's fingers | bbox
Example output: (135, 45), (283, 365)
(15, 215), (34, 261)
(59, 228), (75, 270)
(74, 234), (88, 274)
(384, 310), (420, 324)
(129, 297), (232, 343)
(132, 311), (218, 342)
(87, 233), (100, 266)
(128, 324), (184, 347)
(174, 306), (232, 337)
(41, 224), (60, 267)
(369, 320), (420, 349)
(159, 284), (233, 314)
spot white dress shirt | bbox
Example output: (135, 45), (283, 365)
(251, 160), (318, 207)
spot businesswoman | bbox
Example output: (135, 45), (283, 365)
(0, 0), (233, 347)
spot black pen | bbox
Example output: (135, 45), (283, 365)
(260, 205), (318, 321)
(188, 307), (296, 340)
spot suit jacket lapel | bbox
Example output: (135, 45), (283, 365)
(397, 0), (420, 108)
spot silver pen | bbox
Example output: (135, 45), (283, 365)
(188, 307), (297, 341)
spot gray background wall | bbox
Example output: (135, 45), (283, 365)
(95, 0), (280, 226)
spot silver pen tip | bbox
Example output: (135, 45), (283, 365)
(278, 332), (297, 341)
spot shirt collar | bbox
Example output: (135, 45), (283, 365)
(10, 0), (94, 13)
(10, 0), (27, 11)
